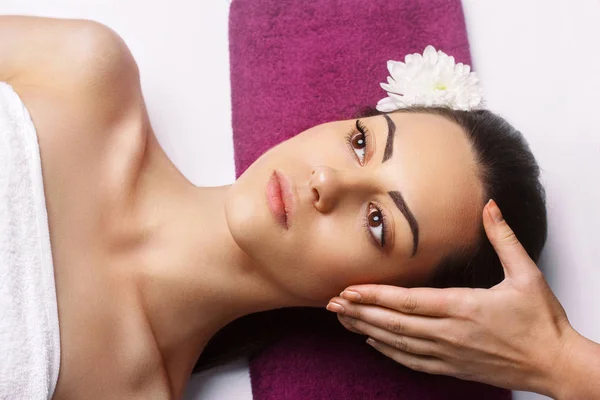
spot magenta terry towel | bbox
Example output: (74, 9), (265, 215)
(229, 0), (510, 399)
(250, 330), (511, 400)
(229, 0), (474, 177)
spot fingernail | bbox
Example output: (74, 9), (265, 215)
(366, 337), (376, 346)
(340, 290), (362, 302)
(488, 199), (504, 223)
(326, 301), (345, 313)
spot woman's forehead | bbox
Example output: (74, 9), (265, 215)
(375, 112), (484, 251)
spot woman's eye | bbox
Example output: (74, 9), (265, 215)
(367, 204), (385, 247)
(350, 131), (367, 164)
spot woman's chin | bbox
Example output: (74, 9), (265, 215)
(225, 176), (286, 259)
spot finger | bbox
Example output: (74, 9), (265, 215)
(483, 199), (538, 279)
(338, 314), (440, 357)
(366, 338), (451, 376)
(337, 313), (364, 335)
(331, 297), (443, 339)
(339, 285), (467, 317)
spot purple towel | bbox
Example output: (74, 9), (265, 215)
(229, 0), (511, 399)
(230, 0), (474, 177)
(250, 331), (510, 400)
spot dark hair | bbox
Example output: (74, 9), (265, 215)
(193, 106), (547, 373)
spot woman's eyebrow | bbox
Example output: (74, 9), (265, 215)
(388, 190), (419, 257)
(382, 113), (396, 163)
(379, 113), (418, 256)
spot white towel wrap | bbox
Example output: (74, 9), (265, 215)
(0, 81), (61, 400)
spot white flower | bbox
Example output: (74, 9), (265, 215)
(376, 45), (484, 112)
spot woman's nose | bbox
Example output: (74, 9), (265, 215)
(309, 166), (344, 213)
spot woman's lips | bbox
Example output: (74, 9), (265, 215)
(266, 170), (294, 229)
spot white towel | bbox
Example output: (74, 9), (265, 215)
(0, 81), (61, 400)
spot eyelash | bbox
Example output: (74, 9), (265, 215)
(363, 203), (388, 248)
(345, 120), (388, 248)
(345, 120), (371, 166)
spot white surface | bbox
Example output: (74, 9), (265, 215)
(1, 1), (599, 399)
(183, 357), (250, 400)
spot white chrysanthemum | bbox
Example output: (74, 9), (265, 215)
(376, 45), (484, 112)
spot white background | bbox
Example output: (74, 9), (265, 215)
(2, 1), (599, 399)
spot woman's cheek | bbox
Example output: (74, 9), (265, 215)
(301, 233), (372, 284)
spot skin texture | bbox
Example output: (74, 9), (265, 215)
(2, 15), (486, 400)
(329, 201), (600, 399)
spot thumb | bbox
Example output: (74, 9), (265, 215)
(483, 199), (538, 280)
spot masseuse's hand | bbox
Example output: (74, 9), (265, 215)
(327, 200), (600, 399)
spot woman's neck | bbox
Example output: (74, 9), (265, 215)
(130, 131), (300, 388)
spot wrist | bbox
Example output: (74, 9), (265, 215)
(526, 322), (578, 399)
(545, 328), (600, 400)
(544, 326), (579, 399)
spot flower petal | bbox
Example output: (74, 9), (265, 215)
(423, 45), (438, 64)
(376, 97), (399, 112)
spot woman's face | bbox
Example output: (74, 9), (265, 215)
(225, 112), (484, 304)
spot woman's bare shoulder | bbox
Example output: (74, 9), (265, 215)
(1, 17), (139, 90)
(7, 17), (150, 190)
(3, 16), (146, 133)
